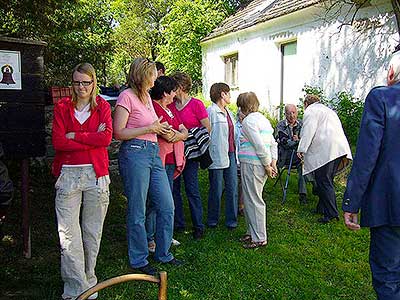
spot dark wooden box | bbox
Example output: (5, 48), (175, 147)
(0, 37), (47, 159)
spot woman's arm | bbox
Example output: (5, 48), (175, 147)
(200, 117), (211, 133)
(113, 105), (171, 141)
(72, 102), (113, 147)
(164, 124), (189, 143)
(52, 104), (93, 152)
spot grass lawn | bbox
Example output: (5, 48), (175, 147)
(1, 161), (373, 300)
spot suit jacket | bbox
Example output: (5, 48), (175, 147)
(275, 119), (302, 169)
(343, 82), (400, 227)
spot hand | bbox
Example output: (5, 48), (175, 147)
(97, 123), (106, 132)
(65, 132), (75, 139)
(149, 117), (171, 135)
(292, 135), (299, 142)
(297, 152), (304, 161)
(270, 160), (278, 176)
(168, 130), (180, 143)
(343, 212), (361, 231)
(265, 165), (276, 178)
(162, 130), (178, 143)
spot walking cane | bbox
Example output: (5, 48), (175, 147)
(282, 149), (296, 204)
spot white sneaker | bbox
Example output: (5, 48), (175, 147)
(171, 238), (181, 246)
(88, 292), (98, 299)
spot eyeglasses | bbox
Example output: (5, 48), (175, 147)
(72, 80), (93, 87)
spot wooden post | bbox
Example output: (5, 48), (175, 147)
(21, 159), (31, 258)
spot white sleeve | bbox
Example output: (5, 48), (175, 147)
(298, 108), (318, 154)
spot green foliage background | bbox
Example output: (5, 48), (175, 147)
(300, 85), (364, 147)
(1, 0), (248, 87)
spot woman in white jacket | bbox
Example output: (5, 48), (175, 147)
(297, 94), (352, 224)
(237, 92), (277, 249)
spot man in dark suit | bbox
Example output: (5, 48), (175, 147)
(343, 50), (400, 300)
(276, 104), (308, 204)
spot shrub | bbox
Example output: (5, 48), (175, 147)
(299, 85), (364, 147)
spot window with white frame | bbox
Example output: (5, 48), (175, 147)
(224, 53), (238, 88)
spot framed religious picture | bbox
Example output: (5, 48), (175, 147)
(0, 50), (21, 90)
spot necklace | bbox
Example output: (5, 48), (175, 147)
(162, 106), (174, 118)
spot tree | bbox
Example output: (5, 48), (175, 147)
(323, 0), (400, 41)
(1, 0), (116, 85)
(158, 0), (229, 88)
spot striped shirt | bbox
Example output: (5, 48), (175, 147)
(238, 112), (277, 166)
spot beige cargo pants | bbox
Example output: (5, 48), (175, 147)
(55, 166), (109, 300)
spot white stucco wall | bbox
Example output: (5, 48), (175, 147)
(201, 0), (398, 115)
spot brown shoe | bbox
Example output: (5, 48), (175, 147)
(242, 240), (267, 249)
(239, 234), (251, 243)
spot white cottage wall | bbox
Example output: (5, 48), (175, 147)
(201, 0), (398, 114)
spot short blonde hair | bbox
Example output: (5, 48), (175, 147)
(236, 92), (260, 116)
(128, 58), (157, 103)
(71, 63), (97, 110)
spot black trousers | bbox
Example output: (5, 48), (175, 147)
(370, 226), (400, 300)
(313, 157), (341, 219)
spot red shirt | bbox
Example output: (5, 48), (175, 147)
(153, 101), (182, 164)
(227, 112), (235, 152)
(52, 96), (113, 178)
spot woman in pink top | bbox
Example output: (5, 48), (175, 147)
(169, 72), (210, 240)
(113, 58), (183, 276)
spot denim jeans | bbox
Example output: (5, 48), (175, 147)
(173, 159), (204, 230)
(146, 164), (175, 242)
(119, 139), (174, 268)
(207, 152), (238, 227)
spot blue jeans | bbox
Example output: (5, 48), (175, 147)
(146, 164), (175, 242)
(173, 159), (204, 230)
(118, 139), (174, 268)
(207, 152), (238, 227)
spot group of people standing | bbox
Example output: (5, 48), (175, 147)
(50, 50), (400, 300)
(51, 57), (280, 299)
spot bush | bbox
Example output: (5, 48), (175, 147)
(299, 86), (364, 147)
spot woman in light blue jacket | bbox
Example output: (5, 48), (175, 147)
(207, 83), (238, 229)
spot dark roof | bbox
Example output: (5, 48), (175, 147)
(202, 0), (322, 42)
(0, 36), (47, 46)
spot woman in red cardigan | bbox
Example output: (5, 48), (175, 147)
(52, 63), (112, 300)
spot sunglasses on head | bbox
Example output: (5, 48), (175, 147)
(72, 80), (93, 87)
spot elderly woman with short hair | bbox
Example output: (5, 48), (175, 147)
(237, 92), (277, 249)
(207, 82), (238, 230)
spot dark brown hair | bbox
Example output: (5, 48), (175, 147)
(171, 72), (192, 93)
(210, 83), (230, 103)
(304, 94), (320, 106)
